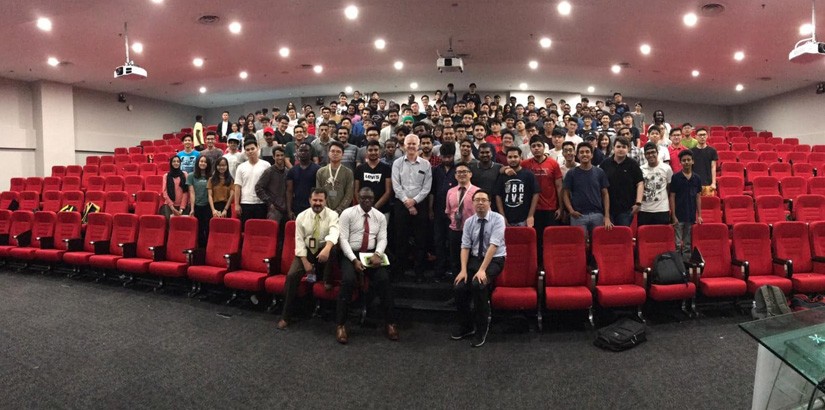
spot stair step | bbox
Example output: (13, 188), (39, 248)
(394, 297), (455, 312)
(392, 281), (453, 301)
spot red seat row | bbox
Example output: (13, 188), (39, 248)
(701, 194), (825, 226)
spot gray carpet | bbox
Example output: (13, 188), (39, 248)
(0, 270), (756, 409)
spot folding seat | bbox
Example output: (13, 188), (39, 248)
(710, 142), (730, 152)
(811, 153), (825, 174)
(725, 126), (740, 133)
(147, 216), (198, 282)
(0, 210), (10, 241)
(100, 155), (115, 165)
(730, 142), (748, 152)
(775, 145), (794, 156)
(780, 176), (807, 204)
(811, 221), (825, 256)
(206, 125), (217, 132)
(758, 152), (779, 163)
(42, 177), (61, 192)
(186, 218), (241, 295)
(731, 223), (792, 295)
(0, 191), (18, 209)
(41, 191), (62, 213)
(60, 191), (84, 211)
(172, 144), (184, 151)
(795, 144), (811, 153)
(9, 178), (25, 193)
(710, 126), (725, 133)
(766, 137), (783, 145)
(591, 226), (646, 318)
(751, 176), (780, 198)
(139, 163), (158, 176)
(720, 162), (745, 179)
(692, 223), (747, 300)
(738, 151), (759, 166)
(133, 191), (160, 216)
(153, 139), (167, 146)
(793, 194), (825, 223)
(170, 138), (183, 146)
(755, 195), (788, 226)
(128, 146), (143, 154)
(223, 220), (280, 297)
(129, 153), (147, 164)
(158, 146), (175, 154)
(99, 164), (118, 178)
(741, 126), (754, 132)
(51, 166), (66, 177)
(143, 146), (157, 155)
(81, 165), (99, 189)
(758, 131), (773, 139)
(265, 221), (304, 301)
(60, 176), (80, 192)
(116, 215), (168, 282)
(771, 222), (825, 293)
(87, 213), (139, 272)
(755, 143), (775, 152)
(7, 211), (56, 262)
(24, 177), (43, 194)
(84, 191), (106, 211)
(786, 152), (809, 164)
(717, 151), (738, 166)
(104, 175), (124, 192)
(18, 191), (40, 211)
(810, 177), (825, 196)
(215, 143), (227, 151)
(180, 127), (193, 134)
(85, 156), (100, 166)
(114, 147), (128, 155)
(483, 227), (540, 324)
(716, 176), (744, 200)
(749, 137), (766, 150)
(730, 136), (748, 145)
(768, 162), (792, 179)
(33, 211), (82, 265)
(153, 153), (170, 164)
(119, 163), (139, 176)
(784, 138), (800, 146)
(124, 175), (144, 198)
(745, 162), (769, 185)
(743, 130), (757, 138)
(144, 175), (163, 194)
(157, 162), (170, 173)
(65, 165), (83, 178)
(139, 140), (153, 148)
(0, 211), (34, 259)
(541, 226), (592, 326)
(701, 196), (723, 224)
(103, 191), (130, 214)
(813, 145), (825, 153)
(723, 195), (755, 227)
(708, 136), (727, 146)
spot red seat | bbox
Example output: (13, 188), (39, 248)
(114, 148), (128, 155)
(61, 191), (84, 211)
(785, 138), (800, 146)
(131, 146), (145, 153)
(780, 176), (807, 203)
(223, 219), (280, 293)
(810, 177), (825, 196)
(153, 152), (170, 164)
(153, 139), (167, 146)
(813, 145), (825, 153)
(157, 162), (170, 173)
(692, 223), (746, 299)
(636, 225), (697, 304)
(81, 165), (99, 189)
(139, 163), (158, 176)
(124, 175), (144, 198)
(776, 145), (794, 158)
(134, 191), (160, 216)
(773, 222), (825, 293)
(755, 143), (775, 152)
(117, 215), (168, 276)
(716, 176), (744, 200)
(710, 142), (730, 152)
(119, 163), (139, 176)
(751, 176), (780, 198)
(787, 152), (809, 164)
(265, 221), (306, 297)
(158, 146), (175, 154)
(0, 191), (18, 210)
(7, 211), (56, 261)
(717, 151), (738, 166)
(33, 211), (82, 264)
(24, 177), (43, 194)
(84, 191), (106, 211)
(769, 163), (792, 179)
(724, 195), (755, 227)
(9, 178), (25, 193)
(741, 126), (754, 132)
(730, 136), (748, 145)
(730, 142), (748, 152)
(739, 151), (759, 166)
(85, 156), (100, 166)
(810, 221), (825, 257)
(708, 136), (727, 146)
(61, 176), (81, 192)
(758, 152), (779, 163)
(0, 211), (34, 258)
(99, 164), (118, 177)
(103, 191), (130, 215)
(187, 218), (241, 286)
(489, 227), (539, 319)
(65, 165), (83, 178)
(114, 155), (130, 166)
(793, 194), (825, 223)
(42, 177), (61, 193)
(143, 146), (157, 155)
(51, 166), (66, 177)
(755, 195), (788, 226)
(591, 226), (646, 313)
(700, 196), (723, 224)
(542, 226), (592, 320)
(793, 163), (815, 179)
(720, 162), (745, 179)
(41, 191), (61, 213)
(732, 223), (792, 295)
(144, 175), (163, 194)
(85, 176), (105, 192)
(18, 191), (40, 211)
(148, 216), (198, 279)
(129, 153), (147, 164)
(87, 213), (139, 271)
(104, 175), (124, 192)
(745, 162), (769, 185)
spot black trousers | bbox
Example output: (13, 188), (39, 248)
(637, 211), (671, 226)
(393, 200), (428, 277)
(240, 203), (268, 230)
(337, 254), (396, 325)
(281, 248), (334, 322)
(534, 209), (558, 267)
(454, 255), (504, 331)
(213, 201), (232, 219)
(432, 213), (451, 275)
(193, 205), (212, 248)
(448, 229), (463, 276)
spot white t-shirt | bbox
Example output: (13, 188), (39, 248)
(564, 134), (583, 146)
(641, 162), (673, 213)
(223, 151), (246, 178)
(234, 159), (269, 204)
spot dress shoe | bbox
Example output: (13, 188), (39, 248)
(386, 324), (399, 341)
(276, 319), (289, 330)
(336, 325), (348, 344)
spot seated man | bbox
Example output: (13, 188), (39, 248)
(336, 188), (398, 344)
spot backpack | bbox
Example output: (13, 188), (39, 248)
(59, 204), (77, 213)
(752, 285), (792, 319)
(594, 318), (647, 351)
(81, 202), (100, 225)
(7, 198), (19, 211)
(650, 251), (688, 285)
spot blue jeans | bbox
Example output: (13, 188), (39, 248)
(571, 212), (604, 240)
(611, 211), (634, 227)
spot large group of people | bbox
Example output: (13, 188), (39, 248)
(161, 84), (718, 346)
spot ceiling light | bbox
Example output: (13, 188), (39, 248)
(239, 71), (248, 79)
(735, 83), (744, 92)
(683, 12), (698, 27)
(611, 64), (621, 74)
(557, 1), (572, 16)
(640, 44), (651, 55)
(279, 47), (290, 58)
(313, 65), (323, 73)
(228, 22), (241, 34)
(394, 61), (404, 70)
(344, 5), (359, 20)
(47, 57), (59, 67)
(192, 58), (204, 67)
(801, 23), (814, 36)
(410, 82), (419, 90)
(199, 86), (207, 94)
(528, 60), (538, 70)
(691, 70), (700, 77)
(587, 86), (595, 93)
(345, 86), (353, 93)
(36, 17), (52, 32)
(733, 51), (745, 61)
(374, 38), (386, 50)
(131, 42), (143, 54)
(539, 37), (552, 48)
(519, 83), (528, 90)
(151, 0), (163, 3)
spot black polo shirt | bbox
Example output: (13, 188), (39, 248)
(600, 156), (643, 214)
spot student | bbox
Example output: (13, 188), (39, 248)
(669, 150), (703, 260)
(193, 115), (205, 150)
(200, 132), (223, 167)
(286, 143), (321, 219)
(600, 137), (644, 227)
(223, 133), (246, 178)
(177, 134), (201, 174)
(187, 156), (212, 247)
(496, 147), (539, 227)
(161, 156), (189, 219)
(234, 138), (270, 228)
(208, 157), (234, 219)
(521, 134), (563, 265)
(638, 143), (674, 226)
(563, 143), (612, 239)
(690, 128), (718, 196)
(317, 141), (355, 214)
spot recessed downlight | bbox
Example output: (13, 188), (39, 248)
(374, 38), (386, 50)
(192, 58), (204, 67)
(587, 86), (595, 93)
(734, 51), (745, 61)
(528, 60), (538, 70)
(313, 65), (323, 73)
(683, 12), (698, 27)
(131, 42), (143, 54)
(47, 57), (59, 67)
(611, 64), (621, 74)
(735, 83), (744, 92)
(801, 23), (814, 36)
(640, 44), (651, 55)
(691, 70), (700, 77)
(239, 71), (248, 79)
(539, 37), (552, 48)
(410, 82), (419, 90)
(557, 1), (571, 16)
(344, 5), (359, 20)
(199, 86), (207, 93)
(36, 18), (52, 32)
(345, 86), (353, 93)
(279, 47), (290, 58)
(394, 61), (404, 70)
(519, 83), (528, 90)
(228, 22), (241, 34)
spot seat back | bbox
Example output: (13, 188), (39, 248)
(119, 163), (139, 176)
(61, 176), (81, 191)
(281, 221), (296, 274)
(42, 177), (61, 192)
(787, 152), (809, 164)
(19, 191), (40, 211)
(773, 222), (812, 273)
(204, 218), (241, 267)
(755, 195), (787, 225)
(30, 211), (57, 249)
(785, 138), (800, 146)
(81, 165), (99, 188)
(51, 166), (66, 177)
(543, 226), (588, 287)
(723, 195), (755, 226)
(65, 165), (83, 177)
(134, 191), (160, 216)
(810, 177), (825, 196)
(136, 215), (167, 260)
(717, 151), (738, 166)
(144, 175), (163, 193)
(721, 162), (745, 179)
(591, 226), (635, 286)
(130, 146), (145, 153)
(810, 221), (825, 257)
(54, 211), (82, 251)
(756, 143), (775, 152)
(85, 176), (105, 192)
(8, 211), (34, 246)
(103, 191), (130, 215)
(636, 225), (676, 268)
(746, 162), (769, 183)
(166, 216), (198, 263)
(104, 175), (124, 191)
(0, 191), (18, 210)
(700, 196), (723, 224)
(139, 163), (158, 176)
(739, 151), (759, 166)
(41, 191), (62, 212)
(114, 148), (128, 155)
(732, 223), (772, 276)
(780, 176), (808, 201)
(109, 214), (139, 255)
(692, 223), (732, 278)
(99, 164), (118, 177)
(85, 156), (100, 166)
(794, 194), (825, 223)
(769, 163), (792, 179)
(84, 191), (106, 210)
(24, 177), (43, 194)
(759, 152), (779, 163)
(129, 153), (147, 164)
(717, 176), (744, 200)
(0, 209), (10, 235)
(752, 176), (780, 198)
(124, 175), (144, 195)
(61, 191), (84, 211)
(239, 219), (279, 273)
(496, 227), (537, 288)
(793, 163), (815, 179)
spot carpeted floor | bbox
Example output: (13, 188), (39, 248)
(0, 270), (756, 409)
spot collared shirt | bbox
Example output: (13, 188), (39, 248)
(391, 155), (433, 204)
(431, 163), (457, 213)
(294, 207), (339, 258)
(338, 205), (388, 262)
(461, 211), (507, 258)
(445, 184), (479, 231)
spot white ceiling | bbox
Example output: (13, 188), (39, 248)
(2, 0), (824, 108)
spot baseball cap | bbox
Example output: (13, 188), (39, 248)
(227, 132), (242, 142)
(263, 127), (275, 135)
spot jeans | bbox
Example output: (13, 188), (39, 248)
(675, 222), (694, 259)
(193, 205), (212, 248)
(570, 212), (604, 240)
(611, 210), (634, 227)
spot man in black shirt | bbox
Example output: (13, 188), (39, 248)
(274, 114), (293, 145)
(496, 147), (539, 226)
(599, 136), (644, 227)
(690, 128), (718, 194)
(470, 143), (502, 195)
(354, 140), (393, 215)
(430, 143), (457, 280)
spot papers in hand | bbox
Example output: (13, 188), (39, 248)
(359, 252), (390, 267)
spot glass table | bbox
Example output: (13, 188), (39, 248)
(741, 307), (825, 410)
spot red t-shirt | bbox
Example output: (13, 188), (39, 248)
(667, 144), (687, 173)
(521, 156), (563, 211)
(485, 135), (503, 152)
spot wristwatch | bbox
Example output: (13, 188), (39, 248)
(634, 202), (642, 206)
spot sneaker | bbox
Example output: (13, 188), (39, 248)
(450, 325), (475, 340)
(471, 323), (489, 348)
(306, 273), (317, 283)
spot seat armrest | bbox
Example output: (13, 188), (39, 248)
(263, 255), (279, 275)
(183, 248), (205, 265)
(773, 257), (793, 278)
(224, 252), (240, 270)
(118, 242), (137, 258)
(91, 240), (110, 255)
(38, 236), (55, 249)
(538, 269), (545, 288)
(65, 238), (83, 252)
(813, 256), (825, 264)
(590, 269), (599, 289)
(14, 230), (32, 247)
(149, 245), (166, 262)
(731, 258), (750, 281)
(0, 233), (8, 246)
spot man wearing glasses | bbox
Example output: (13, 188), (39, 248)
(638, 142), (674, 226)
(600, 137), (644, 227)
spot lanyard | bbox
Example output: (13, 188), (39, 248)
(327, 164), (341, 186)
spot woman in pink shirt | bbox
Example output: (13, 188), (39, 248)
(444, 162), (480, 278)
(161, 156), (189, 217)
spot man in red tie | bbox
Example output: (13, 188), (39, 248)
(335, 187), (397, 344)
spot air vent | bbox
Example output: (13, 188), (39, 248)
(618, 62), (631, 68)
(197, 15), (220, 25)
(757, 76), (772, 81)
(299, 64), (313, 69)
(700, 3), (725, 16)
(170, 81), (184, 86)
(57, 61), (72, 67)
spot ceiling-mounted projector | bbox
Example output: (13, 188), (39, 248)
(437, 57), (464, 73)
(114, 22), (147, 80)
(789, 40), (825, 63)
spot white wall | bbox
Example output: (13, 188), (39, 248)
(732, 85), (825, 145)
(203, 98), (292, 126)
(0, 78), (37, 191)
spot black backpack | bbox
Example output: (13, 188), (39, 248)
(594, 318), (647, 351)
(752, 285), (792, 319)
(650, 251), (688, 285)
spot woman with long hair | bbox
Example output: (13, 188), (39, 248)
(245, 121), (256, 134)
(208, 157), (235, 220)
(161, 156), (189, 219)
(188, 156), (212, 247)
(597, 133), (612, 157)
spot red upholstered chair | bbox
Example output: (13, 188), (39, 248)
(708, 136), (727, 146)
(700, 196), (723, 224)
(157, 162), (170, 173)
(129, 153), (147, 164)
(24, 177), (43, 194)
(154, 152), (171, 164)
(124, 175), (144, 197)
(18, 191), (40, 211)
(41, 191), (61, 213)
(756, 143), (775, 152)
(103, 191), (130, 215)
(134, 191), (160, 216)
(720, 162), (744, 179)
(265, 221), (305, 303)
(114, 155), (130, 166)
(119, 163), (139, 176)
(114, 147), (128, 155)
(148, 216), (198, 283)
(84, 191), (106, 211)
(728, 142), (747, 152)
(745, 162), (769, 185)
(130, 146), (144, 154)
(0, 191), (18, 210)
(793, 163), (815, 179)
(755, 195), (788, 226)
(739, 151), (759, 166)
(810, 177), (825, 196)
(139, 163), (158, 176)
(716, 176), (744, 200)
(81, 165), (99, 189)
(636, 225), (696, 310)
(542, 226), (593, 326)
(85, 176), (105, 192)
(42, 177), (61, 193)
(813, 145), (825, 153)
(759, 152), (779, 163)
(187, 218), (241, 295)
(591, 226), (646, 320)
(769, 163), (792, 179)
(752, 176), (780, 198)
(0, 210), (10, 244)
(793, 195), (825, 223)
(62, 212), (110, 274)
(51, 166), (66, 178)
(144, 175), (163, 194)
(489, 227), (540, 326)
(99, 164), (118, 177)
(61, 176), (81, 192)
(717, 151), (738, 166)
(158, 146), (174, 154)
(116, 215), (168, 285)
(787, 152), (809, 164)
(780, 176), (808, 204)
(8, 211), (56, 263)
(732, 223), (792, 295)
(0, 211), (34, 260)
(771, 222), (825, 294)
(795, 144), (812, 153)
(60, 191), (84, 211)
(141, 140), (154, 147)
(223, 220), (280, 298)
(143, 146), (157, 155)
(710, 142), (730, 152)
(810, 222), (825, 258)
(723, 195), (755, 227)
(730, 136), (748, 145)
(692, 223), (746, 302)
(812, 154), (825, 175)
(100, 155), (114, 165)
(85, 156), (100, 166)
(759, 131), (774, 139)
(65, 165), (83, 178)
(785, 138), (800, 146)
(104, 175), (124, 192)
(153, 139), (167, 146)
(87, 213), (139, 275)
(33, 211), (82, 266)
